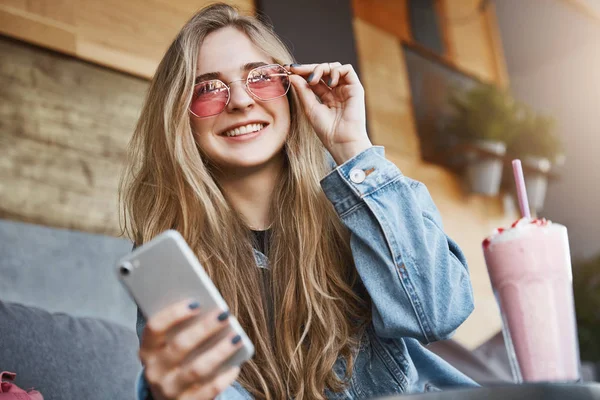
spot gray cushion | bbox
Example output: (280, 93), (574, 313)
(0, 300), (141, 399)
(427, 338), (512, 384)
(0, 219), (136, 329)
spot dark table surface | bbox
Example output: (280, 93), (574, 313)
(377, 383), (600, 399)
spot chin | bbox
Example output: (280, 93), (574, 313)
(221, 151), (283, 170)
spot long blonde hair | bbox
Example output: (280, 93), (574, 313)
(120, 3), (370, 398)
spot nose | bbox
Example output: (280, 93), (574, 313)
(226, 79), (255, 113)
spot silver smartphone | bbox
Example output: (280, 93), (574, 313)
(116, 229), (254, 369)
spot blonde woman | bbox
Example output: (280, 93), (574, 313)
(121, 3), (477, 400)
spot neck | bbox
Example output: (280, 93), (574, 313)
(215, 155), (284, 231)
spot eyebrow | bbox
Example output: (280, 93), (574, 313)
(194, 61), (269, 84)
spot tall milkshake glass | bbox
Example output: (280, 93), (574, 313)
(482, 160), (580, 382)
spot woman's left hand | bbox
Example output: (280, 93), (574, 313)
(286, 63), (372, 165)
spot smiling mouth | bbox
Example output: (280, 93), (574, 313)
(222, 123), (267, 137)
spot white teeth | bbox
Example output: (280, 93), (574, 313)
(224, 123), (264, 137)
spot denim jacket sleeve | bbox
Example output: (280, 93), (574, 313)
(320, 146), (474, 344)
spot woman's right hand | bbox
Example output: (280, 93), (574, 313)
(139, 299), (244, 400)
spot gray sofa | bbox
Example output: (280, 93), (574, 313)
(0, 219), (141, 399)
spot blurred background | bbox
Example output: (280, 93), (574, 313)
(0, 0), (598, 396)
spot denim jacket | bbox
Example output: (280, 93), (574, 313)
(136, 146), (478, 399)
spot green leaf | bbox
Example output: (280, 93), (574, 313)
(445, 83), (520, 144)
(507, 104), (564, 161)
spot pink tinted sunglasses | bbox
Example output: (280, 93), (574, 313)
(189, 64), (291, 118)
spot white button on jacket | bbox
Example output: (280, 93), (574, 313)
(349, 168), (366, 184)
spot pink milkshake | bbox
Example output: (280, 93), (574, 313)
(483, 218), (580, 382)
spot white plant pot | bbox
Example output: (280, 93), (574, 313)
(523, 156), (551, 212)
(465, 140), (506, 196)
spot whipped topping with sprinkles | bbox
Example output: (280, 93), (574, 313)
(483, 218), (552, 248)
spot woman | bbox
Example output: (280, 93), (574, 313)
(120, 3), (477, 400)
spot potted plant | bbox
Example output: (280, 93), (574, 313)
(446, 83), (519, 195)
(508, 105), (563, 212)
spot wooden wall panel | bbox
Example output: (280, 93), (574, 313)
(352, 0), (411, 42)
(0, 37), (147, 235)
(483, 1), (510, 87)
(0, 0), (255, 79)
(352, 0), (508, 86)
(22, 0), (74, 25)
(441, 0), (505, 83)
(0, 4), (76, 55)
(353, 18), (420, 159)
(1, 40), (140, 157)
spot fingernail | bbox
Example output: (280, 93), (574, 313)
(327, 78), (332, 86)
(291, 63), (301, 67)
(232, 335), (241, 345)
(218, 311), (230, 321)
(188, 301), (200, 310)
(307, 73), (314, 82)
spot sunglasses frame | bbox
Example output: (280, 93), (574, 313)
(189, 63), (292, 118)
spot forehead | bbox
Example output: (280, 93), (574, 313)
(197, 26), (273, 76)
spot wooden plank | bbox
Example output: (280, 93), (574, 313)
(351, 0), (505, 86)
(0, 176), (122, 236)
(73, 0), (255, 78)
(0, 4), (77, 55)
(0, 36), (145, 160)
(0, 135), (124, 236)
(2, 0), (26, 10)
(74, 0), (182, 62)
(353, 18), (421, 159)
(75, 37), (157, 79)
(483, 1), (510, 87)
(1, 0), (254, 79)
(440, 0), (497, 82)
(435, 0), (455, 60)
(153, 0), (255, 15)
(352, 0), (411, 41)
(0, 35), (146, 235)
(1, 134), (123, 193)
(23, 0), (74, 26)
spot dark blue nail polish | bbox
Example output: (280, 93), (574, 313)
(218, 311), (230, 321)
(307, 73), (314, 82)
(232, 335), (242, 345)
(291, 63), (301, 67)
(188, 301), (200, 310)
(327, 78), (332, 86)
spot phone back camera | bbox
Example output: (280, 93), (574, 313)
(119, 262), (133, 276)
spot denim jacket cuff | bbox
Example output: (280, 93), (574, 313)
(320, 146), (402, 214)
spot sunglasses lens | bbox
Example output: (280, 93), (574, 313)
(247, 65), (290, 100)
(190, 80), (229, 117)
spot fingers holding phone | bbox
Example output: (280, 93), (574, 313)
(117, 231), (254, 399)
(140, 299), (243, 400)
(140, 299), (202, 350)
